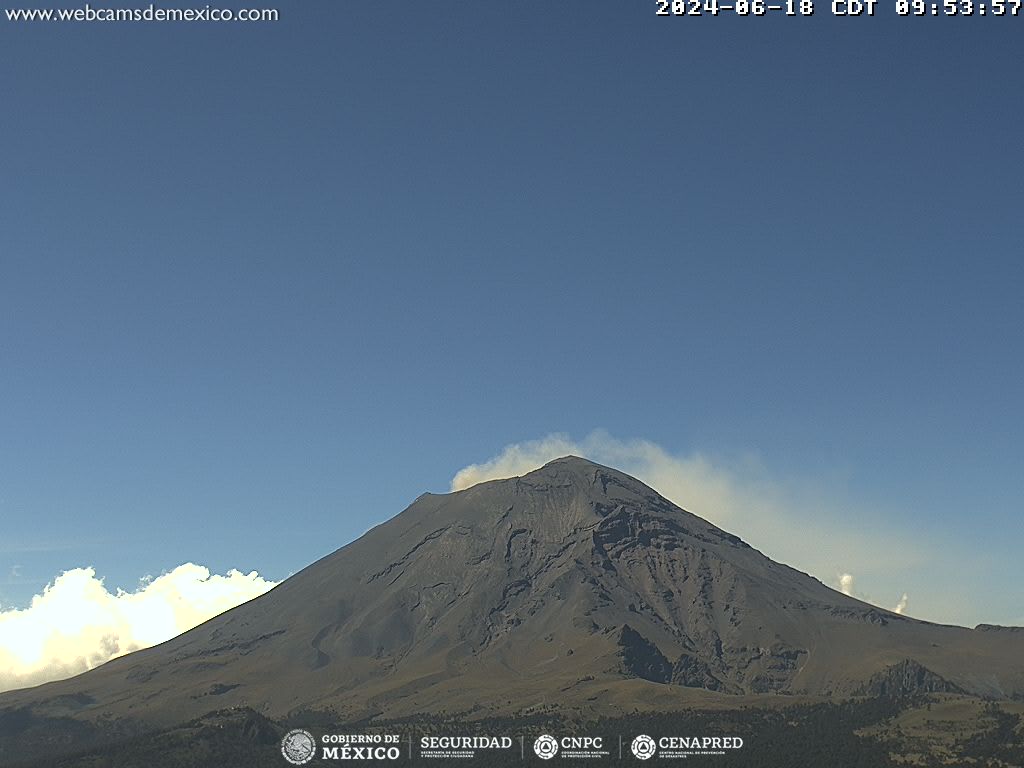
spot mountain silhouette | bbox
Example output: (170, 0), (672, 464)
(2, 457), (1022, 743)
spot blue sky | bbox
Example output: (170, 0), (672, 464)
(2, 2), (1022, 635)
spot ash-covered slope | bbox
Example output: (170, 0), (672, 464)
(3, 457), (1022, 734)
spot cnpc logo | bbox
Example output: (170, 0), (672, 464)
(533, 734), (604, 760)
(534, 734), (559, 759)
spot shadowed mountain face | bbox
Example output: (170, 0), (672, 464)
(3, 458), (1023, 735)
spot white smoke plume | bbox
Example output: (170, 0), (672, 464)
(452, 435), (583, 493)
(452, 431), (919, 619)
(893, 593), (909, 615)
(451, 431), (754, 532)
(0, 563), (277, 693)
(839, 573), (855, 596)
(837, 572), (910, 615)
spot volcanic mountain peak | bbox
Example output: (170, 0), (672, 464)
(455, 454), (645, 498)
(448, 455), (745, 550)
(506, 454), (634, 490)
(2, 456), (1022, 739)
(509, 455), (659, 502)
(455, 454), (643, 509)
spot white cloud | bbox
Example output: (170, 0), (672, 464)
(0, 563), (277, 693)
(452, 431), (920, 619)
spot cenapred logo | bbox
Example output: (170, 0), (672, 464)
(281, 729), (316, 765)
(631, 734), (656, 760)
(534, 734), (559, 760)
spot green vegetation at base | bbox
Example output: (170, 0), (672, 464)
(861, 694), (1024, 766)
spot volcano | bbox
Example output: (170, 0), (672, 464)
(2, 457), (1022, 753)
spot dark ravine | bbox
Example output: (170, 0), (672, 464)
(1, 456), (1022, 764)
